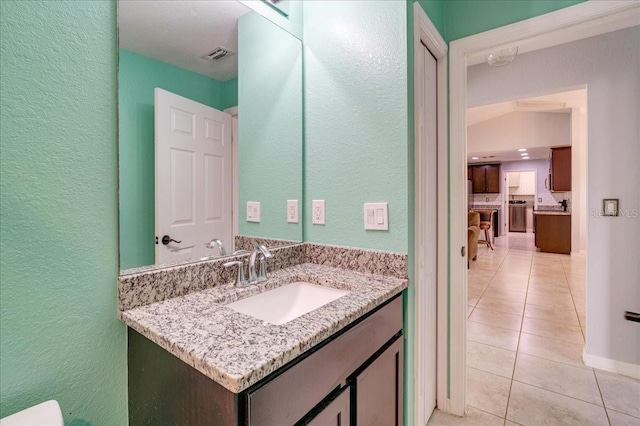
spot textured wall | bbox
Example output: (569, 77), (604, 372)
(118, 49), (234, 269)
(468, 26), (640, 365)
(303, 0), (409, 253)
(444, 0), (585, 41)
(238, 12), (303, 242)
(0, 1), (128, 423)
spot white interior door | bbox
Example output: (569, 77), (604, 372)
(417, 41), (438, 421)
(155, 88), (232, 264)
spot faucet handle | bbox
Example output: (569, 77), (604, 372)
(223, 261), (247, 287)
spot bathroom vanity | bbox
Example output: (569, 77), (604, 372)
(119, 249), (407, 426)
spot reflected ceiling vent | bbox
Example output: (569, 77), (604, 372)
(202, 47), (235, 61)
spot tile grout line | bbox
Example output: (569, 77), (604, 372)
(503, 244), (534, 424)
(592, 369), (612, 426)
(561, 258), (587, 341)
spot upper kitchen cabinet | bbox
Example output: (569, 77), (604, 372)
(470, 164), (501, 193)
(550, 147), (571, 192)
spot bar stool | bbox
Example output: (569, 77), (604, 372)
(477, 210), (494, 250)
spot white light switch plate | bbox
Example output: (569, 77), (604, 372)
(247, 201), (260, 222)
(287, 200), (299, 223)
(312, 200), (325, 225)
(364, 203), (388, 230)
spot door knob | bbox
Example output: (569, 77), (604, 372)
(161, 235), (182, 245)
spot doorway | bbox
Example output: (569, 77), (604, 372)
(446, 1), (639, 415)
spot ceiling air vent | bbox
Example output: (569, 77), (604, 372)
(202, 47), (235, 62)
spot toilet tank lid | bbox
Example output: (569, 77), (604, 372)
(0, 400), (63, 426)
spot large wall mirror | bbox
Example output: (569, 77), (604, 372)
(118, 0), (303, 272)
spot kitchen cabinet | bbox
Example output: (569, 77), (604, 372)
(128, 295), (403, 426)
(534, 213), (571, 254)
(550, 147), (571, 192)
(470, 164), (501, 193)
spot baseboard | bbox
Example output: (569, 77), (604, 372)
(583, 349), (640, 379)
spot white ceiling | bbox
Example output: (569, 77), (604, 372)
(118, 0), (251, 81)
(467, 89), (586, 164)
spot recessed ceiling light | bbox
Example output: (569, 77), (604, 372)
(522, 156), (530, 159)
(520, 153), (528, 156)
(518, 148), (527, 152)
(471, 157), (479, 160)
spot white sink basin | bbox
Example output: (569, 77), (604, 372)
(225, 282), (349, 325)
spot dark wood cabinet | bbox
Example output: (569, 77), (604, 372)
(470, 164), (501, 193)
(128, 295), (403, 426)
(550, 147), (571, 192)
(356, 338), (403, 426)
(534, 213), (571, 254)
(308, 388), (350, 426)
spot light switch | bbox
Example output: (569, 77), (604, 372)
(287, 200), (299, 223)
(312, 200), (325, 225)
(247, 201), (260, 222)
(364, 203), (388, 230)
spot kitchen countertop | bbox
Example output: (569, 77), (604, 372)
(534, 211), (571, 215)
(119, 263), (408, 394)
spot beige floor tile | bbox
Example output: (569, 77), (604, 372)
(467, 340), (516, 379)
(467, 305), (474, 318)
(469, 308), (522, 331)
(467, 321), (520, 351)
(426, 406), (504, 425)
(524, 304), (580, 326)
(513, 354), (602, 405)
(525, 292), (575, 309)
(596, 370), (640, 417)
(527, 281), (571, 295)
(467, 368), (511, 418)
(476, 297), (525, 315)
(518, 332), (586, 368)
(607, 410), (640, 426)
(504, 422), (521, 426)
(506, 381), (608, 426)
(486, 280), (529, 293)
(521, 316), (584, 344)
(482, 288), (527, 303)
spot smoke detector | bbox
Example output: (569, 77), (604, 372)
(202, 47), (235, 61)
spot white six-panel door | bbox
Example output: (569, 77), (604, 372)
(155, 88), (232, 264)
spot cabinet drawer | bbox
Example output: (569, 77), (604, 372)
(248, 296), (402, 426)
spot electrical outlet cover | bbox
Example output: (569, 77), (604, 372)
(247, 201), (260, 222)
(312, 200), (325, 225)
(287, 200), (299, 223)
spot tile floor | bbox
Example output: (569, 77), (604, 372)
(427, 232), (640, 426)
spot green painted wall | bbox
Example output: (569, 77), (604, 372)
(238, 12), (303, 241)
(118, 49), (236, 269)
(0, 1), (127, 424)
(303, 1), (409, 253)
(444, 0), (585, 41)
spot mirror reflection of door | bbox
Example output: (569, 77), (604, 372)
(155, 88), (232, 264)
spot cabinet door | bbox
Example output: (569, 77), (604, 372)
(471, 166), (485, 193)
(307, 388), (350, 426)
(485, 165), (501, 193)
(356, 338), (403, 426)
(551, 147), (571, 191)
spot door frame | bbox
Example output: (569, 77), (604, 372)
(225, 106), (239, 238)
(412, 3), (448, 424)
(447, 1), (640, 415)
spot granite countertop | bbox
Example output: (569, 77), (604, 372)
(534, 211), (571, 215)
(119, 263), (408, 394)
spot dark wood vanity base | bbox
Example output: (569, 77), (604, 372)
(128, 294), (404, 426)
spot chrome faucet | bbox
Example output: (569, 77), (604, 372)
(205, 238), (226, 257)
(248, 245), (273, 282)
(223, 259), (248, 287)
